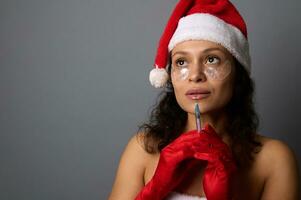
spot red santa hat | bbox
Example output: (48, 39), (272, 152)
(149, 0), (251, 88)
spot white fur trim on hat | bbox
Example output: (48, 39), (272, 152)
(149, 66), (169, 88)
(168, 13), (251, 73)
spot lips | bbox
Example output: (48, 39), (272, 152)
(185, 88), (210, 100)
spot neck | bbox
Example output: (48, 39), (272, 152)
(183, 109), (231, 145)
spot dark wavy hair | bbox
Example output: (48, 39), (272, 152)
(137, 58), (262, 169)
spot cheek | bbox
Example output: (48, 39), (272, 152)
(172, 67), (190, 81)
(211, 80), (234, 108)
(171, 77), (189, 111)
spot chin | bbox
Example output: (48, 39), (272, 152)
(179, 101), (212, 115)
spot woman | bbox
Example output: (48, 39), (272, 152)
(108, 0), (299, 199)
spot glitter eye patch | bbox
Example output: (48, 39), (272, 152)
(172, 60), (232, 81)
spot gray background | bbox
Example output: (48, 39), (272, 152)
(0, 0), (300, 199)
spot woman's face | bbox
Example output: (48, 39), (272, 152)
(170, 40), (236, 115)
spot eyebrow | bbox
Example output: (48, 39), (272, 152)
(171, 47), (225, 57)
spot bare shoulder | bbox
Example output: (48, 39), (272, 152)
(125, 131), (152, 160)
(108, 132), (153, 200)
(255, 133), (300, 199)
(255, 134), (298, 168)
(113, 132), (150, 173)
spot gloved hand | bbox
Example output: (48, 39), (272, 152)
(194, 123), (237, 200)
(134, 123), (237, 200)
(134, 128), (206, 200)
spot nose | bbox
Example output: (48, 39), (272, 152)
(188, 62), (207, 82)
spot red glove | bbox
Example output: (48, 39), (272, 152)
(194, 123), (237, 200)
(134, 123), (237, 200)
(134, 129), (206, 200)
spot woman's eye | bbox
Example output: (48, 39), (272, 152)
(206, 56), (220, 65)
(175, 59), (187, 67)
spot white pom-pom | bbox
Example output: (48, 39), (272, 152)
(149, 67), (169, 88)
